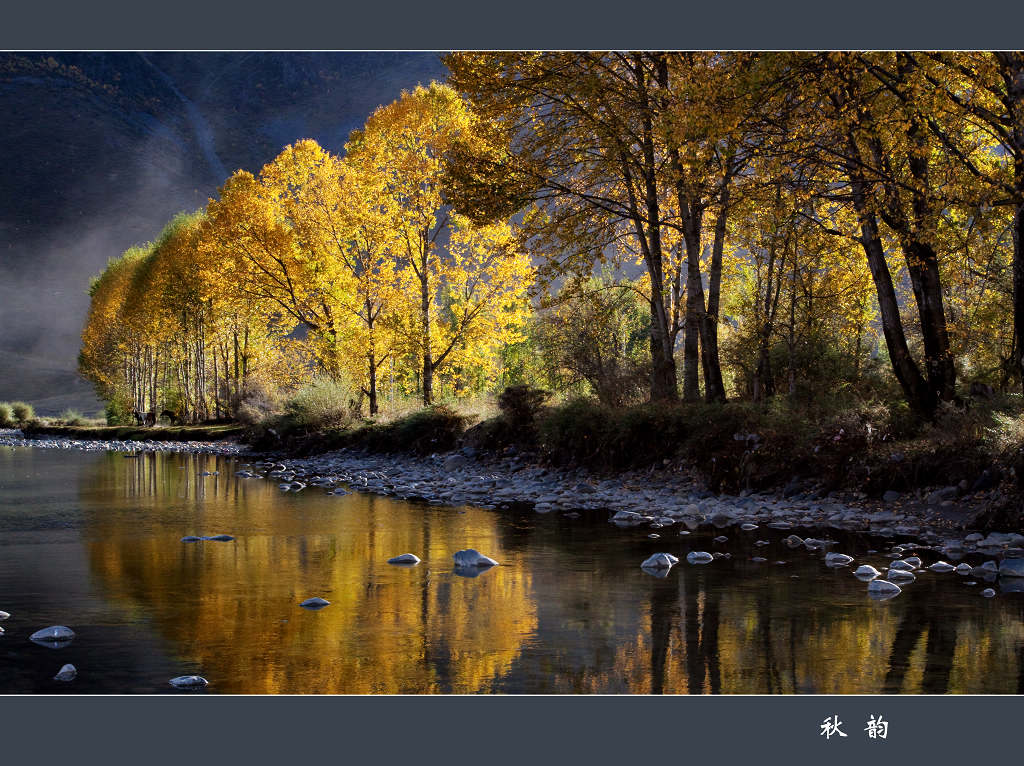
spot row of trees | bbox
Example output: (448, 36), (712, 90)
(80, 84), (533, 421)
(82, 54), (1023, 422)
(445, 52), (1023, 416)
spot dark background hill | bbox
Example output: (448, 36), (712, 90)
(0, 52), (447, 415)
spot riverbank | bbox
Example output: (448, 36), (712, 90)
(20, 423), (245, 442)
(234, 445), (1024, 563)
(0, 428), (247, 455)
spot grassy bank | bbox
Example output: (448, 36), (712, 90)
(22, 423), (246, 442)
(250, 390), (1024, 523)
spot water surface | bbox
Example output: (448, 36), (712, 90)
(1, 446), (1022, 694)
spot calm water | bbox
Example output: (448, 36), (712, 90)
(1, 445), (1023, 694)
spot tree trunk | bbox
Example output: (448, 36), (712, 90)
(420, 261), (433, 407)
(681, 218), (705, 403)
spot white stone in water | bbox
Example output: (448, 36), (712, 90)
(648, 534), (660, 539)
(928, 561), (955, 573)
(30, 626), (75, 644)
(867, 579), (902, 595)
(751, 556), (767, 563)
(54, 664), (76, 682)
(740, 523), (758, 531)
(903, 556), (923, 568)
(641, 553), (679, 570)
(825, 552), (854, 566)
(854, 565), (881, 580)
(0, 610), (9, 620)
(981, 588), (996, 598)
(686, 551), (714, 565)
(169, 675), (208, 688)
(890, 559), (915, 571)
(713, 535), (728, 543)
(453, 549), (499, 568)
(0, 626), (4, 635)
(887, 568), (916, 583)
(956, 563), (972, 574)
(387, 554), (421, 565)
(299, 597), (330, 609)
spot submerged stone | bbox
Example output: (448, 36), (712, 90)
(825, 552), (854, 567)
(180, 536), (202, 543)
(30, 625), (75, 645)
(169, 675), (208, 688)
(641, 553), (679, 570)
(887, 568), (916, 583)
(54, 664), (76, 682)
(854, 565), (881, 580)
(867, 580), (902, 599)
(928, 561), (955, 573)
(452, 549), (499, 568)
(201, 534), (235, 542)
(387, 553), (421, 565)
(981, 588), (996, 598)
(299, 597), (330, 610)
(998, 558), (1024, 577)
(686, 551), (714, 565)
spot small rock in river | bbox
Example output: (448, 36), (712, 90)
(641, 553), (679, 571)
(30, 626), (75, 645)
(928, 561), (955, 573)
(890, 559), (915, 571)
(648, 534), (660, 539)
(903, 556), (922, 568)
(740, 523), (758, 531)
(751, 556), (767, 563)
(54, 664), (76, 682)
(169, 675), (208, 688)
(825, 552), (854, 567)
(201, 534), (235, 542)
(453, 549), (499, 568)
(0, 610), (9, 620)
(887, 568), (916, 583)
(854, 565), (881, 580)
(784, 535), (804, 547)
(299, 597), (330, 610)
(387, 553), (421, 565)
(981, 588), (996, 598)
(713, 535), (728, 543)
(686, 551), (714, 565)
(180, 536), (202, 543)
(867, 580), (902, 599)
(955, 563), (972, 574)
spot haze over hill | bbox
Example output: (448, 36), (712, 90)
(0, 52), (447, 415)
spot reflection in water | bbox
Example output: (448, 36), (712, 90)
(1, 445), (1024, 693)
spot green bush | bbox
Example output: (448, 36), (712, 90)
(0, 402), (14, 428)
(105, 398), (133, 426)
(10, 401), (34, 425)
(358, 406), (470, 454)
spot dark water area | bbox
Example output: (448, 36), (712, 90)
(1, 446), (1023, 694)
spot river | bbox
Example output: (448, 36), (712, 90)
(1, 444), (1022, 694)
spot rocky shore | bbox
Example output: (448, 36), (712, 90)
(0, 429), (247, 455)
(4, 428), (1023, 566)
(237, 445), (1024, 565)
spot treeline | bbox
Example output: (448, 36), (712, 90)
(80, 84), (532, 423)
(81, 53), (1024, 425)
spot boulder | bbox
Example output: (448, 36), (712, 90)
(453, 549), (499, 568)
(387, 553), (421, 565)
(54, 664), (77, 682)
(686, 551), (714, 565)
(299, 597), (330, 610)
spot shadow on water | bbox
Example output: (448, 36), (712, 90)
(2, 445), (1024, 693)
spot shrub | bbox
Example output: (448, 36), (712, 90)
(231, 378), (282, 426)
(105, 398), (133, 426)
(59, 408), (87, 426)
(498, 384), (549, 428)
(283, 375), (357, 433)
(10, 401), (34, 425)
(0, 402), (13, 428)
